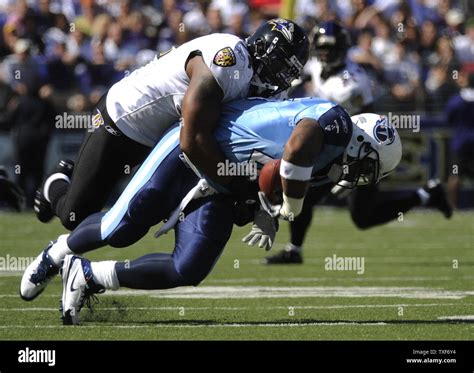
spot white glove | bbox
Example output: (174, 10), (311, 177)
(242, 209), (277, 251)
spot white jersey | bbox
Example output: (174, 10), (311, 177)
(106, 34), (253, 147)
(304, 58), (373, 115)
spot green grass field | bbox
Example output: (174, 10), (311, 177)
(0, 208), (473, 340)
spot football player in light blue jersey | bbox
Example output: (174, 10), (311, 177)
(199, 97), (353, 191)
(20, 97), (401, 325)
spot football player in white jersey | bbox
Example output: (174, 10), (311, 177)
(34, 18), (309, 231)
(304, 21), (374, 115)
(264, 21), (452, 264)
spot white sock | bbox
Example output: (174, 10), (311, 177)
(285, 243), (302, 253)
(91, 261), (119, 290)
(43, 173), (70, 202)
(417, 188), (430, 206)
(47, 234), (73, 266)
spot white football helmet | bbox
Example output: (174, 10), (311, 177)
(331, 113), (402, 188)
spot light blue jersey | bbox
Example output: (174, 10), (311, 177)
(214, 97), (352, 177)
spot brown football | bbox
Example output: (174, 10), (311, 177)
(258, 159), (283, 204)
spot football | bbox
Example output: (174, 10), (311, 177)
(258, 159), (283, 204)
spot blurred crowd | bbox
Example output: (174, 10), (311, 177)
(295, 0), (474, 112)
(0, 0), (473, 116)
(0, 0), (473, 206)
(0, 0), (472, 114)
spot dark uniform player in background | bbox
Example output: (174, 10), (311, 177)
(264, 22), (452, 264)
(34, 19), (309, 230)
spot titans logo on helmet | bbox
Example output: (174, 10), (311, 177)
(268, 19), (294, 42)
(373, 116), (395, 145)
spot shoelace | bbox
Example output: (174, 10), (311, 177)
(79, 286), (105, 312)
(30, 258), (58, 285)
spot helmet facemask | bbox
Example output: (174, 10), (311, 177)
(331, 112), (402, 189)
(249, 42), (305, 97)
(328, 142), (381, 189)
(247, 18), (309, 97)
(344, 143), (380, 187)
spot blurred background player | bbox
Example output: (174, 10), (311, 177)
(32, 18), (309, 231)
(265, 21), (452, 264)
(304, 21), (374, 115)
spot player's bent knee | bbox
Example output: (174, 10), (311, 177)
(106, 222), (149, 248)
(128, 188), (166, 226)
(175, 270), (206, 287)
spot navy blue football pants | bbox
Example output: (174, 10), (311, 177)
(65, 126), (234, 289)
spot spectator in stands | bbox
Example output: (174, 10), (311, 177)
(453, 17), (474, 64)
(418, 19), (438, 65)
(447, 72), (474, 207)
(2, 40), (54, 206)
(182, 1), (212, 40)
(157, 7), (187, 52)
(1, 39), (42, 96)
(381, 40), (420, 111)
(348, 28), (383, 74)
(104, 22), (134, 68)
(122, 11), (152, 53)
(371, 14), (396, 66)
(36, 0), (56, 34)
(424, 62), (458, 112)
(206, 5), (225, 33)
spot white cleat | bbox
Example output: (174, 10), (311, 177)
(61, 255), (104, 325)
(20, 242), (59, 301)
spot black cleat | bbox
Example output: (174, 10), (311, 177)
(424, 179), (453, 219)
(34, 160), (74, 223)
(263, 249), (303, 264)
(34, 189), (54, 223)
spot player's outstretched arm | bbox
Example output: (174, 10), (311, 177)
(180, 55), (232, 186)
(280, 118), (323, 219)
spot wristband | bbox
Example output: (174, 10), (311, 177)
(280, 159), (313, 181)
(279, 193), (304, 220)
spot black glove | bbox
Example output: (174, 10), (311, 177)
(227, 177), (260, 226)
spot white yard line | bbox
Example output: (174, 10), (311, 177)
(0, 303), (470, 313)
(206, 276), (474, 283)
(1, 286), (473, 300)
(134, 286), (474, 299)
(438, 315), (474, 321)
